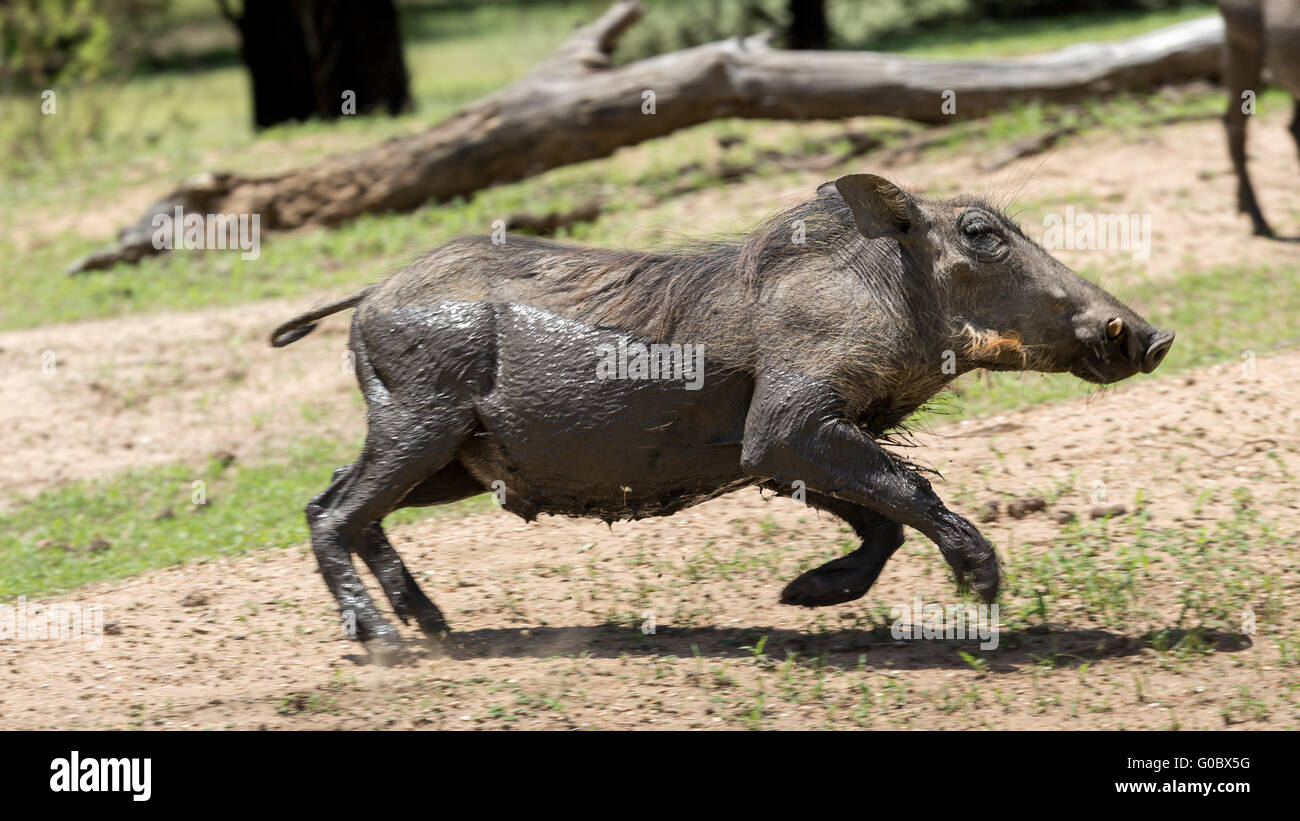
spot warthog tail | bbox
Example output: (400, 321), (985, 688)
(269, 288), (371, 348)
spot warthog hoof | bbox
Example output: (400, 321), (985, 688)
(968, 555), (1001, 604)
(935, 516), (1002, 604)
(416, 622), (452, 648)
(780, 555), (878, 607)
(357, 622), (407, 666)
(405, 605), (451, 643)
(363, 634), (408, 667)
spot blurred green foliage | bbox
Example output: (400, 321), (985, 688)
(1, 0), (168, 171)
(1, 0), (166, 85)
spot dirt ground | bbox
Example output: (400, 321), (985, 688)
(3, 112), (1299, 730)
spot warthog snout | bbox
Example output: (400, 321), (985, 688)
(1096, 315), (1174, 375)
(1142, 328), (1175, 374)
(1064, 302), (1174, 385)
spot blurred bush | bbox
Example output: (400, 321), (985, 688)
(0, 0), (168, 174)
(1, 0), (167, 87)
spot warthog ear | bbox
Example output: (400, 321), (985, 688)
(833, 174), (920, 241)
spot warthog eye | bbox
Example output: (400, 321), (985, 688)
(958, 212), (1005, 260)
(959, 211), (999, 241)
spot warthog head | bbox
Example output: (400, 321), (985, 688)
(834, 174), (1174, 385)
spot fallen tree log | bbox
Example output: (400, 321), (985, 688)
(70, 2), (1225, 272)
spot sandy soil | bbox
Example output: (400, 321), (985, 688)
(0, 297), (362, 505)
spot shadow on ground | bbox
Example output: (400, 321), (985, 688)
(346, 624), (1252, 672)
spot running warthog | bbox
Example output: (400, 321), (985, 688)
(272, 173), (1174, 660)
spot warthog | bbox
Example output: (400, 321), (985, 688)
(1218, 0), (1300, 235)
(272, 173), (1174, 660)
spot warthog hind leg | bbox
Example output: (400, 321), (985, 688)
(353, 462), (485, 641)
(305, 407), (475, 664)
(780, 492), (904, 607)
(356, 522), (451, 640)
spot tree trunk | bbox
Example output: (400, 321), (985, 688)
(220, 0), (411, 129)
(787, 0), (829, 50)
(296, 0), (411, 121)
(233, 1), (315, 128)
(70, 2), (1225, 272)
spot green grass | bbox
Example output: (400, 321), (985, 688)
(0, 437), (492, 599)
(613, 1), (1217, 61)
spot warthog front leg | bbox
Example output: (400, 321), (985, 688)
(779, 492), (904, 607)
(740, 369), (999, 602)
